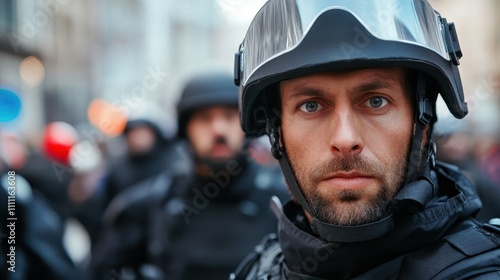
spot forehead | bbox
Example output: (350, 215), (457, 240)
(280, 67), (407, 91)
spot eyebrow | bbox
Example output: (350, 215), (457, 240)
(287, 87), (328, 99)
(349, 79), (399, 95)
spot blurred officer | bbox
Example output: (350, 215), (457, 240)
(0, 128), (81, 279)
(89, 71), (289, 280)
(16, 122), (78, 221)
(101, 101), (181, 209)
(0, 172), (82, 280)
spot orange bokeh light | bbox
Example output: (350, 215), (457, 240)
(87, 99), (127, 137)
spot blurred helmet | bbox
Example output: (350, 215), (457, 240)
(124, 99), (176, 141)
(235, 0), (467, 137)
(176, 71), (239, 138)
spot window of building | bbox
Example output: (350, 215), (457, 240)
(0, 0), (16, 35)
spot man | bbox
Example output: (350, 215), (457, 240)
(0, 141), (82, 279)
(231, 1), (500, 279)
(89, 71), (288, 280)
(102, 104), (179, 209)
(90, 105), (184, 250)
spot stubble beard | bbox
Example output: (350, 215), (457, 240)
(195, 136), (240, 172)
(288, 148), (409, 227)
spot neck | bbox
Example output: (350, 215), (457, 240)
(195, 163), (213, 179)
(194, 153), (248, 180)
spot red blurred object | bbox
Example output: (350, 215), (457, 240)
(42, 122), (79, 165)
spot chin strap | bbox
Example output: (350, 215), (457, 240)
(398, 72), (439, 212)
(405, 72), (437, 185)
(394, 161), (438, 213)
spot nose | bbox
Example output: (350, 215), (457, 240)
(329, 107), (363, 156)
(212, 115), (229, 135)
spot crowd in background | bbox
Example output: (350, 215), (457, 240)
(0, 72), (290, 279)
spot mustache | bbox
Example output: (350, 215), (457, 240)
(309, 154), (386, 183)
(213, 136), (228, 146)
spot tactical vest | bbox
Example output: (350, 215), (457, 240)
(231, 220), (500, 280)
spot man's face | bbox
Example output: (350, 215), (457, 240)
(126, 125), (156, 155)
(280, 68), (414, 226)
(187, 105), (245, 163)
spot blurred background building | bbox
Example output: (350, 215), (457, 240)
(0, 0), (268, 142)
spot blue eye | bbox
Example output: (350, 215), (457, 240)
(299, 101), (322, 112)
(367, 97), (388, 108)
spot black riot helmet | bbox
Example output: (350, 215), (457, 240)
(235, 0), (468, 243)
(177, 71), (239, 139)
(124, 100), (176, 142)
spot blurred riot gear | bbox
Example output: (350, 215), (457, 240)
(101, 99), (187, 209)
(177, 72), (244, 177)
(0, 173), (82, 280)
(177, 71), (239, 139)
(125, 99), (177, 142)
(90, 72), (288, 280)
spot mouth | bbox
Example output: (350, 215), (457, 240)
(210, 143), (232, 157)
(322, 171), (375, 190)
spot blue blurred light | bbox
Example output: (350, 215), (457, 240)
(0, 88), (22, 122)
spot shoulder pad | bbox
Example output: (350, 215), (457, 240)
(485, 218), (500, 235)
(230, 233), (282, 280)
(400, 224), (500, 279)
(103, 172), (173, 225)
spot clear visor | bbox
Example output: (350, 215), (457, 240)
(241, 0), (449, 85)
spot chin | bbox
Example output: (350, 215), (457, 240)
(208, 156), (231, 163)
(313, 197), (385, 226)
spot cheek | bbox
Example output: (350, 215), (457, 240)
(388, 110), (413, 146)
(228, 127), (245, 150)
(367, 113), (413, 165)
(282, 118), (318, 165)
(187, 124), (211, 153)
